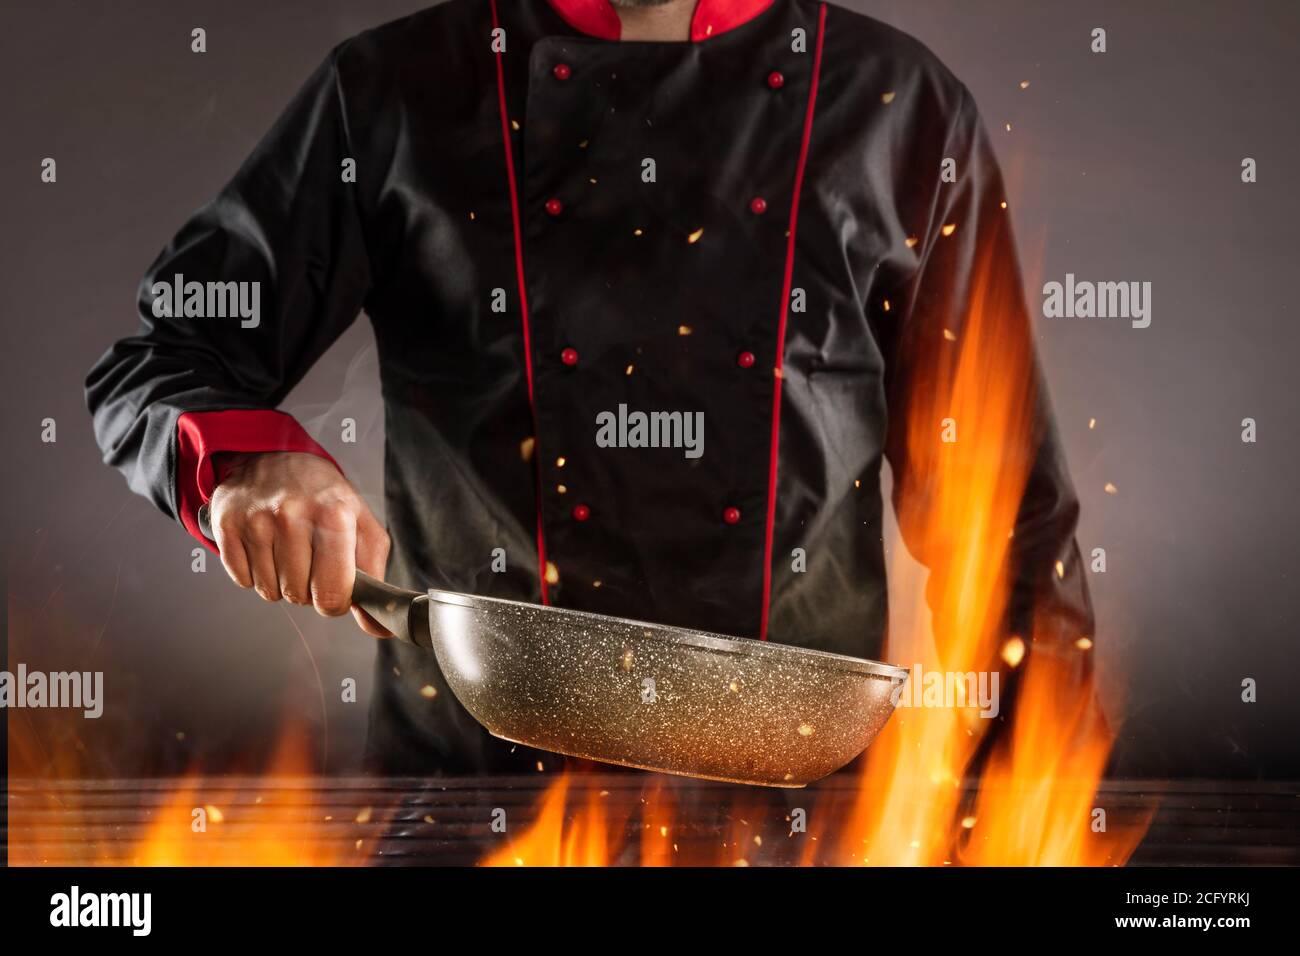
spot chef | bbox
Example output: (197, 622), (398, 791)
(86, 0), (1095, 775)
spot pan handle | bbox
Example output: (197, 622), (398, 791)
(352, 571), (432, 649)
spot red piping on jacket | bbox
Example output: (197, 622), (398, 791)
(760, 2), (827, 641)
(490, 0), (551, 604)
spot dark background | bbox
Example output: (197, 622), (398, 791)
(2, 0), (1296, 779)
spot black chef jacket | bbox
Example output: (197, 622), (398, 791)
(86, 0), (1095, 775)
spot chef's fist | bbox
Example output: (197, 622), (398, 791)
(208, 451), (391, 636)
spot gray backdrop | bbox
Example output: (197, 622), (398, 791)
(2, 0), (1296, 778)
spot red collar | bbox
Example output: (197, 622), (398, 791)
(544, 0), (775, 43)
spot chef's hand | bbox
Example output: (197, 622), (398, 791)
(208, 451), (391, 637)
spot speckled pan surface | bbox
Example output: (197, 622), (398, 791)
(424, 589), (909, 787)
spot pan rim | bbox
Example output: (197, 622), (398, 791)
(425, 588), (911, 681)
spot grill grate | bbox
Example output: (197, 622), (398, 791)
(5, 776), (1297, 866)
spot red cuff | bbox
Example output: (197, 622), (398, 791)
(176, 410), (340, 549)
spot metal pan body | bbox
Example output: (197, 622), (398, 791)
(423, 590), (908, 787)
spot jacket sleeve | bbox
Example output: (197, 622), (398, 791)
(882, 85), (1095, 657)
(85, 47), (370, 549)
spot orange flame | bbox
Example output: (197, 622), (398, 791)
(801, 222), (1038, 865)
(638, 778), (678, 867)
(804, 214), (1143, 866)
(8, 722), (357, 867)
(480, 774), (614, 867)
(126, 732), (351, 867)
(958, 648), (1146, 866)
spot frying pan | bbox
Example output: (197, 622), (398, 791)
(352, 571), (909, 787)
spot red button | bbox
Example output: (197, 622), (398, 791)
(737, 351), (756, 369)
(767, 71), (785, 89)
(722, 506), (741, 525)
(545, 198), (564, 217)
(572, 503), (591, 522)
(749, 197), (768, 215)
(553, 63), (571, 81)
(560, 347), (579, 366)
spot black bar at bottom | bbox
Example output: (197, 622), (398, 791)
(0, 865), (1288, 940)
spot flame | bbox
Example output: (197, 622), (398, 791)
(805, 227), (1040, 866)
(130, 746), (350, 866)
(480, 774), (614, 867)
(959, 647), (1145, 866)
(638, 778), (678, 867)
(9, 722), (356, 867)
(717, 794), (775, 867)
(799, 204), (1144, 868)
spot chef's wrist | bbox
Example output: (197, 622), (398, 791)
(211, 450), (264, 488)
